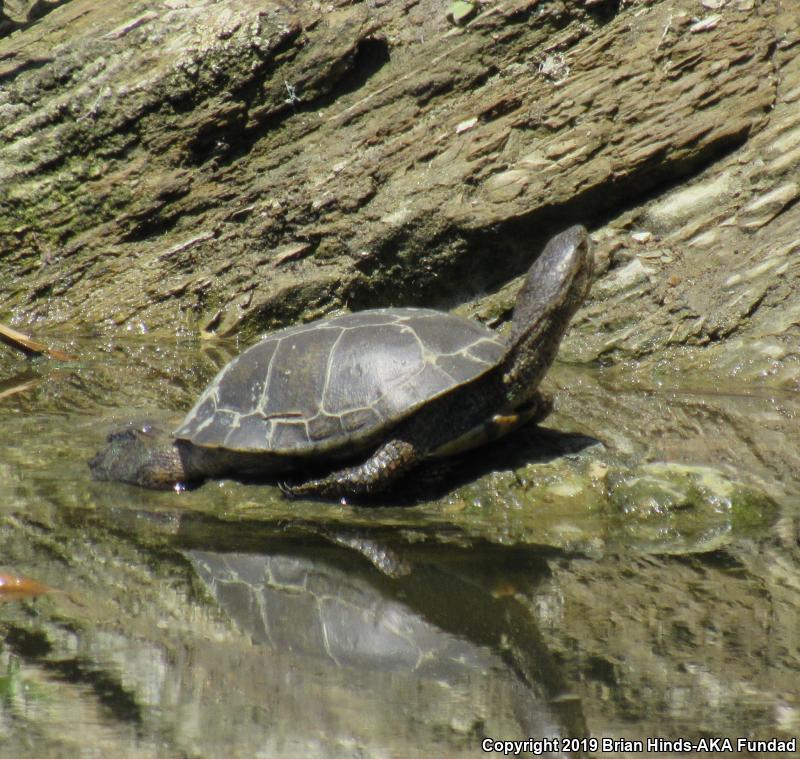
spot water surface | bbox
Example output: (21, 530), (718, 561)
(0, 336), (797, 757)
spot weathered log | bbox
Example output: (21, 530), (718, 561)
(0, 0), (797, 388)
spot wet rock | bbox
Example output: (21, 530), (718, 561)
(607, 462), (777, 553)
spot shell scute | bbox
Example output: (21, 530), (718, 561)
(216, 339), (276, 410)
(340, 407), (382, 433)
(411, 312), (489, 356)
(223, 412), (275, 452)
(271, 421), (309, 450)
(307, 413), (344, 442)
(263, 327), (338, 419)
(435, 352), (493, 383)
(322, 323), (422, 416)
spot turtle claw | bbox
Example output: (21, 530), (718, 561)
(278, 476), (342, 500)
(278, 479), (302, 497)
(278, 477), (335, 499)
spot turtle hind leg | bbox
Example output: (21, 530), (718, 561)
(282, 439), (418, 499)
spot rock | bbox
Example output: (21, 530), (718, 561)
(737, 181), (800, 229)
(446, 1), (476, 27)
(1, 0), (65, 33)
(0, 0), (19, 36)
(689, 14), (722, 33)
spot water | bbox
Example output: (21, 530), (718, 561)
(0, 336), (797, 757)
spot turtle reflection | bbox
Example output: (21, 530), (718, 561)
(188, 545), (585, 757)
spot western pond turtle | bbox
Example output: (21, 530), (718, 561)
(89, 225), (593, 496)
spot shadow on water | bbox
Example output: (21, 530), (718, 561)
(235, 424), (603, 508)
(387, 425), (602, 505)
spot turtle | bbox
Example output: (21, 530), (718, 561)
(89, 225), (593, 497)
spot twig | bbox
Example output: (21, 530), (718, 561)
(0, 322), (76, 360)
(0, 377), (39, 400)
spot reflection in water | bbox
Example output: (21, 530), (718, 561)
(187, 547), (582, 758)
(0, 526), (588, 758)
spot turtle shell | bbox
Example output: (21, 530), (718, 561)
(174, 308), (505, 456)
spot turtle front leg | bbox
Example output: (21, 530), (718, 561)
(283, 439), (418, 498)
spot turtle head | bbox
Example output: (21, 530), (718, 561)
(511, 225), (592, 341)
(503, 225), (593, 403)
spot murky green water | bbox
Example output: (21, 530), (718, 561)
(0, 336), (798, 757)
